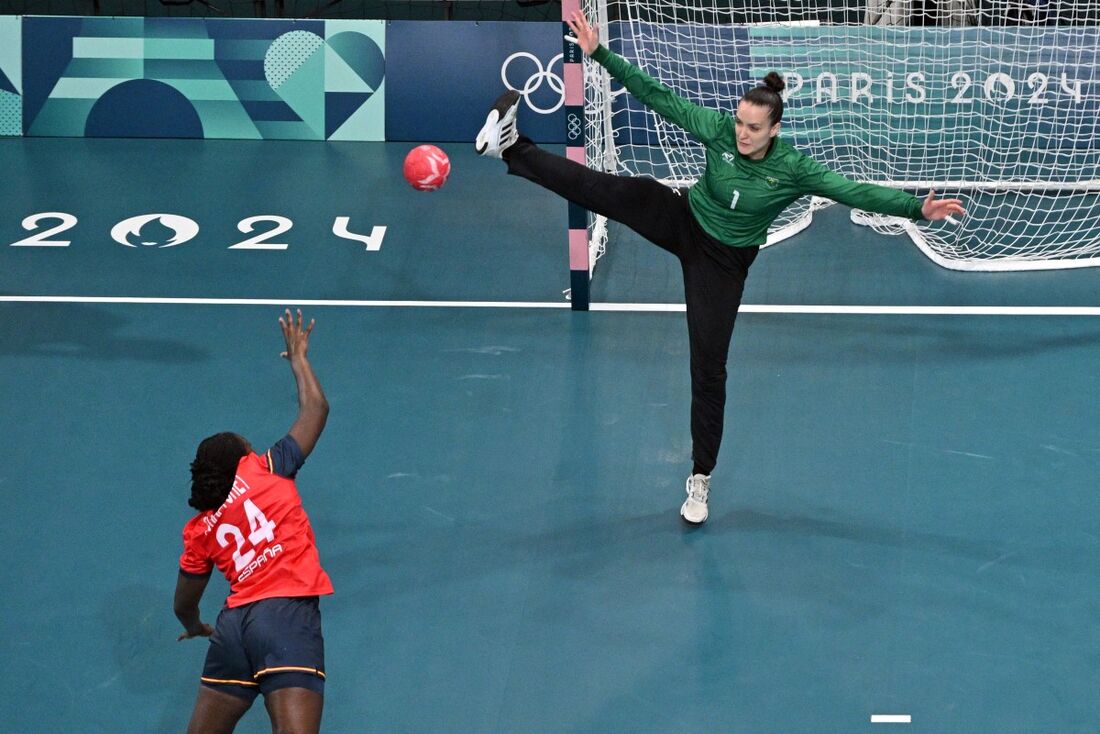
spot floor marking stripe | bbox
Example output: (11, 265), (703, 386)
(2, 296), (1100, 316)
(871, 714), (912, 724)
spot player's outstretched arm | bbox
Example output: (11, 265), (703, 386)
(565, 10), (726, 144)
(280, 309), (329, 460)
(174, 572), (213, 640)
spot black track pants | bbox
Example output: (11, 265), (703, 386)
(506, 138), (759, 475)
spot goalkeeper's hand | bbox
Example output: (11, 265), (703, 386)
(922, 189), (966, 223)
(565, 11), (600, 55)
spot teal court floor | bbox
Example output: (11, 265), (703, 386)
(2, 137), (1100, 732)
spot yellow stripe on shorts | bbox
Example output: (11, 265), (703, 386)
(201, 676), (260, 687)
(254, 666), (326, 679)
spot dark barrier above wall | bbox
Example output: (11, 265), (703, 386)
(0, 0), (564, 21)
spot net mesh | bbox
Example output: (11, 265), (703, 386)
(579, 0), (1100, 272)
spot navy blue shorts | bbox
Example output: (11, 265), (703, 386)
(201, 596), (325, 702)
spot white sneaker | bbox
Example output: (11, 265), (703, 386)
(475, 90), (521, 158)
(680, 474), (710, 525)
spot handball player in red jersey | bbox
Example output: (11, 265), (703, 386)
(174, 310), (332, 734)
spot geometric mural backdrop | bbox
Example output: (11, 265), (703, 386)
(22, 17), (384, 140)
(0, 16), (20, 137)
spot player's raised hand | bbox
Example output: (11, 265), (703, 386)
(177, 623), (214, 641)
(565, 11), (600, 55)
(922, 190), (966, 223)
(279, 308), (315, 361)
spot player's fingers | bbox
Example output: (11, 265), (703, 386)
(304, 319), (315, 338)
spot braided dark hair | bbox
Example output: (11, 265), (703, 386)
(189, 432), (249, 511)
(741, 71), (785, 125)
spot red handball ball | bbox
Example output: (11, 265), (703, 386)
(403, 144), (451, 191)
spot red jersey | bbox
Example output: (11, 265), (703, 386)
(179, 447), (333, 608)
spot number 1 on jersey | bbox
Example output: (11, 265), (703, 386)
(729, 190), (741, 210)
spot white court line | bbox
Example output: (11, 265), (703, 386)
(0, 296), (570, 309)
(601, 303), (1100, 316)
(871, 714), (912, 724)
(1, 295), (1100, 316)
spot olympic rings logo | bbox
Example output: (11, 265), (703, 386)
(566, 112), (582, 141)
(501, 52), (565, 115)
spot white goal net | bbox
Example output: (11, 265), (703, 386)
(578, 0), (1100, 272)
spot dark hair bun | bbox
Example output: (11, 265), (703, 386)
(761, 71), (785, 94)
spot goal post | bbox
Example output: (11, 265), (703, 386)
(571, 0), (1100, 281)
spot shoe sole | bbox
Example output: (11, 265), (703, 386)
(475, 90), (521, 155)
(680, 505), (707, 525)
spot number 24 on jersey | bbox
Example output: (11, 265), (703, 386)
(216, 499), (277, 573)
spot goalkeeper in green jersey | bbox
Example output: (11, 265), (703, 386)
(476, 11), (966, 525)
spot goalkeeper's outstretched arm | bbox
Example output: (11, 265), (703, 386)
(565, 11), (728, 144)
(798, 156), (966, 222)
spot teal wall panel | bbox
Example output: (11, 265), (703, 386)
(22, 17), (385, 141)
(0, 16), (21, 137)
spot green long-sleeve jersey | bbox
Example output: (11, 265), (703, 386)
(591, 45), (925, 247)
